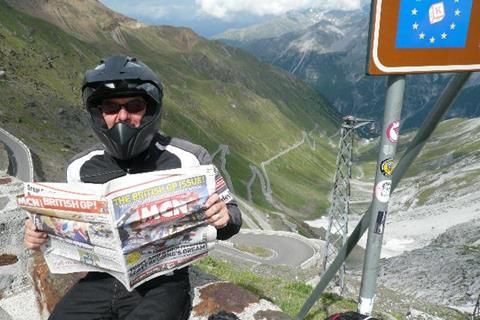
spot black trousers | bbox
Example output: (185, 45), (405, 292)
(48, 269), (191, 320)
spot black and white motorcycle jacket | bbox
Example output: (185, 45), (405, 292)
(66, 133), (242, 240)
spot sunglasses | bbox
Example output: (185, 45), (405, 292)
(98, 99), (147, 114)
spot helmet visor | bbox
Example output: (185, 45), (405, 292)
(83, 81), (161, 107)
(84, 81), (162, 129)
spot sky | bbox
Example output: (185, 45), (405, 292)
(100, 0), (364, 37)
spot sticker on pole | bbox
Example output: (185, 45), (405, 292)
(380, 158), (395, 176)
(386, 121), (399, 143)
(374, 211), (387, 234)
(375, 180), (391, 203)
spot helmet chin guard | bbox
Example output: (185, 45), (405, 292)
(82, 56), (163, 160)
(102, 122), (140, 160)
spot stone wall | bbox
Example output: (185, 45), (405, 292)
(0, 173), (42, 319)
(0, 144), (9, 173)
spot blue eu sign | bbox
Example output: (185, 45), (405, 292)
(396, 0), (473, 48)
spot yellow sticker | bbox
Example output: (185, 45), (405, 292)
(380, 159), (395, 176)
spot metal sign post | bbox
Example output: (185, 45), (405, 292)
(357, 75), (405, 314)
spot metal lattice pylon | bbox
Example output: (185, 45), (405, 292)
(322, 116), (374, 290)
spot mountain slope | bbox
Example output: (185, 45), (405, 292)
(379, 219), (480, 309)
(213, 7), (334, 43)
(0, 0), (340, 218)
(4, 0), (144, 43)
(215, 6), (480, 129)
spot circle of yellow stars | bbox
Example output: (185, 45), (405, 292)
(410, 0), (461, 45)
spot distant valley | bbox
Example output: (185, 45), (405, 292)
(214, 5), (480, 129)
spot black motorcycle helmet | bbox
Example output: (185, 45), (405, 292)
(82, 55), (163, 160)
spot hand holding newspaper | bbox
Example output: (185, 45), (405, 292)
(17, 165), (223, 291)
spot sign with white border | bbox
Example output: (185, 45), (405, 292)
(367, 0), (480, 75)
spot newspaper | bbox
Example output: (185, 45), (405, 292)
(17, 165), (224, 291)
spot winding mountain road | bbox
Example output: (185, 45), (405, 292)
(212, 144), (273, 230)
(216, 230), (320, 268)
(246, 124), (321, 209)
(211, 144), (235, 193)
(207, 140), (323, 266)
(246, 165), (268, 202)
(0, 128), (33, 182)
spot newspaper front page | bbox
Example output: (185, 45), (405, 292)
(17, 165), (220, 291)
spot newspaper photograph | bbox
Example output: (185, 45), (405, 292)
(109, 172), (213, 253)
(17, 165), (221, 291)
(32, 214), (116, 248)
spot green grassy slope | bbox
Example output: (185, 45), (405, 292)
(0, 0), (340, 217)
(394, 117), (480, 207)
(266, 132), (337, 217)
(0, 0), (101, 177)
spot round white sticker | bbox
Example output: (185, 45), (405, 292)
(386, 121), (399, 143)
(375, 180), (391, 203)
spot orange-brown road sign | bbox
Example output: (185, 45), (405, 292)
(367, 0), (480, 74)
